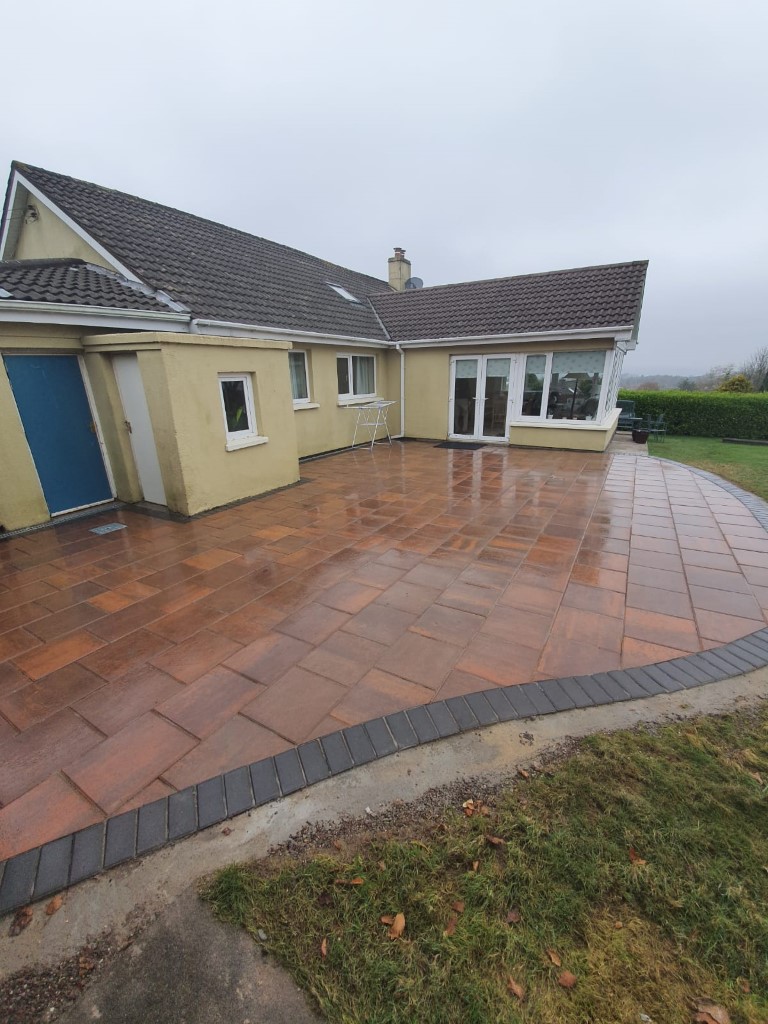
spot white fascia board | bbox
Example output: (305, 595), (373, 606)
(0, 300), (189, 332)
(191, 318), (389, 348)
(6, 172), (144, 285)
(398, 326), (635, 348)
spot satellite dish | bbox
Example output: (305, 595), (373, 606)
(404, 277), (423, 290)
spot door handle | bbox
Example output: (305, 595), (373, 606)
(125, 420), (133, 434)
(89, 421), (96, 434)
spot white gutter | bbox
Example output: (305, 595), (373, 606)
(394, 343), (405, 438)
(0, 300), (190, 331)
(191, 318), (389, 348)
(397, 326), (634, 348)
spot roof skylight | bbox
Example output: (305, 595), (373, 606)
(328, 283), (361, 304)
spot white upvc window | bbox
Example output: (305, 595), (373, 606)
(515, 350), (608, 423)
(289, 350), (310, 404)
(218, 373), (263, 449)
(337, 354), (376, 400)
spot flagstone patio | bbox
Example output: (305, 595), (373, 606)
(1, 442), (767, 861)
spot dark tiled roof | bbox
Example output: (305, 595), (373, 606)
(12, 163), (391, 340)
(0, 259), (180, 314)
(369, 261), (648, 342)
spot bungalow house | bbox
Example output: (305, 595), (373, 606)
(0, 161), (648, 534)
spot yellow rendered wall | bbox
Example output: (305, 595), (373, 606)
(151, 337), (300, 516)
(11, 199), (115, 269)
(0, 325), (88, 531)
(508, 416), (618, 453)
(292, 344), (398, 458)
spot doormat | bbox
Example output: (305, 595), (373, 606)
(90, 522), (128, 535)
(434, 441), (484, 451)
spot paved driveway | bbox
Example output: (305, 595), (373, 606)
(1, 443), (767, 859)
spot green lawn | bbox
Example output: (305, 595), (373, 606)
(649, 436), (768, 502)
(203, 709), (768, 1024)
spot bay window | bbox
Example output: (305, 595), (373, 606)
(519, 351), (606, 422)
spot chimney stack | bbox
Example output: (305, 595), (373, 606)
(388, 247), (411, 292)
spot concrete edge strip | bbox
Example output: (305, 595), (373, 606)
(1, 460), (768, 916)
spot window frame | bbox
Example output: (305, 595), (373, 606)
(512, 350), (609, 425)
(218, 373), (259, 447)
(336, 353), (376, 401)
(289, 350), (311, 406)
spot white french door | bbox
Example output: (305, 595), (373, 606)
(449, 355), (516, 441)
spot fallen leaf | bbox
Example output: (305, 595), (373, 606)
(444, 916), (457, 937)
(736, 978), (750, 994)
(747, 771), (763, 784)
(78, 955), (96, 974)
(518, 768), (530, 779)
(332, 839), (343, 850)
(320, 937), (328, 958)
(462, 798), (476, 817)
(221, 827), (233, 836)
(629, 846), (647, 866)
(45, 895), (64, 916)
(507, 976), (525, 1000)
(506, 908), (521, 925)
(692, 1000), (731, 1024)
(377, 860), (386, 871)
(388, 912), (406, 939)
(546, 949), (562, 967)
(486, 835), (506, 847)
(614, 920), (624, 930)
(471, 860), (480, 872)
(334, 877), (364, 886)
(380, 914), (395, 925)
(452, 900), (465, 914)
(558, 971), (577, 989)
(8, 906), (32, 937)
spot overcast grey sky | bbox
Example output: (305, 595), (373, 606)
(2, 0), (766, 375)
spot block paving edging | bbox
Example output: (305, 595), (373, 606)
(2, 458), (768, 917)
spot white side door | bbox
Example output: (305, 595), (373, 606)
(113, 354), (167, 506)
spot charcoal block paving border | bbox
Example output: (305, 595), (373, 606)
(2, 460), (768, 917)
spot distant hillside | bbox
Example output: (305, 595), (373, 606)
(621, 374), (689, 389)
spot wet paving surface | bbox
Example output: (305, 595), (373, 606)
(1, 442), (767, 859)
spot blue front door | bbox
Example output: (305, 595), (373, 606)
(4, 354), (112, 515)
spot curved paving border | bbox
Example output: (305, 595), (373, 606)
(2, 456), (768, 918)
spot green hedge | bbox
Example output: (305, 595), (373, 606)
(617, 390), (768, 439)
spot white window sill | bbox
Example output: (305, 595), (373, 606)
(337, 396), (380, 407)
(293, 402), (320, 411)
(511, 419), (607, 431)
(225, 435), (269, 451)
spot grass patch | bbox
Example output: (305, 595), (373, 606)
(650, 435), (768, 502)
(202, 709), (768, 1023)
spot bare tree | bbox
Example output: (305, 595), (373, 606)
(741, 346), (768, 391)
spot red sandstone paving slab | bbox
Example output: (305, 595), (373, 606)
(162, 716), (290, 791)
(549, 605), (624, 652)
(694, 609), (766, 644)
(626, 564), (688, 594)
(626, 583), (694, 620)
(733, 550), (768, 569)
(621, 637), (689, 669)
(65, 712), (198, 814)
(561, 581), (624, 619)
(316, 580), (381, 614)
(75, 664), (184, 735)
(341, 603), (417, 646)
(210, 601), (287, 645)
(437, 580), (500, 615)
(683, 565), (754, 593)
(623, 607), (701, 653)
(0, 601), (50, 633)
(435, 669), (491, 701)
(0, 709), (104, 805)
(515, 564), (571, 592)
(155, 666), (263, 739)
(12, 630), (103, 680)
(146, 600), (226, 644)
(411, 604), (485, 646)
(0, 663), (106, 731)
(456, 634), (540, 686)
(25, 601), (106, 642)
(80, 629), (171, 681)
(375, 581), (442, 616)
(116, 778), (176, 814)
(241, 667), (346, 744)
(376, 632), (460, 689)
(225, 633), (314, 685)
(689, 585), (764, 620)
(149, 630), (242, 684)
(0, 774), (103, 860)
(331, 669), (434, 726)
(537, 636), (621, 678)
(273, 602), (350, 645)
(498, 581), (562, 615)
(570, 564), (627, 593)
(480, 605), (553, 649)
(298, 632), (387, 687)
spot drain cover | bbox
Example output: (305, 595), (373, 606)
(90, 523), (127, 535)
